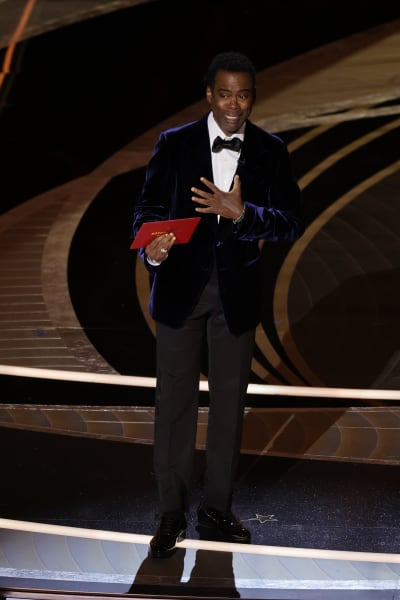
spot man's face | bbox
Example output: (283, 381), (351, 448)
(206, 69), (255, 137)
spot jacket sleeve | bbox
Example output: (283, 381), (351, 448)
(233, 137), (305, 243)
(132, 133), (172, 269)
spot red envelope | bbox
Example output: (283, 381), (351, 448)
(130, 217), (201, 249)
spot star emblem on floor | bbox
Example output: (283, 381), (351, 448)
(245, 513), (278, 523)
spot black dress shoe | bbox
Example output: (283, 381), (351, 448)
(149, 512), (187, 558)
(197, 504), (251, 543)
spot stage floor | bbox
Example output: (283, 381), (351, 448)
(2, 519), (400, 600)
(1, 409), (400, 598)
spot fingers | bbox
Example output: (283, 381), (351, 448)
(191, 176), (218, 203)
(191, 175), (241, 201)
(191, 187), (213, 204)
(232, 174), (241, 190)
(157, 233), (175, 259)
(192, 175), (242, 217)
(199, 176), (217, 192)
(146, 233), (175, 262)
(191, 178), (220, 214)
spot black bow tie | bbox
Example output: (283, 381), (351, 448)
(212, 136), (242, 153)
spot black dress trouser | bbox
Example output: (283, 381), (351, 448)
(154, 265), (255, 515)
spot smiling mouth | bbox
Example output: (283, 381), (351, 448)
(225, 115), (241, 122)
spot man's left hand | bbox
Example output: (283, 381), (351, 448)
(191, 175), (244, 221)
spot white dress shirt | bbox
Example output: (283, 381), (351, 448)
(208, 112), (243, 192)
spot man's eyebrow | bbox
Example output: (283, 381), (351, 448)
(216, 87), (252, 93)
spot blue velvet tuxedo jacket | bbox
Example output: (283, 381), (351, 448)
(133, 112), (304, 335)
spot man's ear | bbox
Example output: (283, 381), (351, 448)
(206, 85), (212, 105)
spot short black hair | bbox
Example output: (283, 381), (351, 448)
(205, 51), (256, 91)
